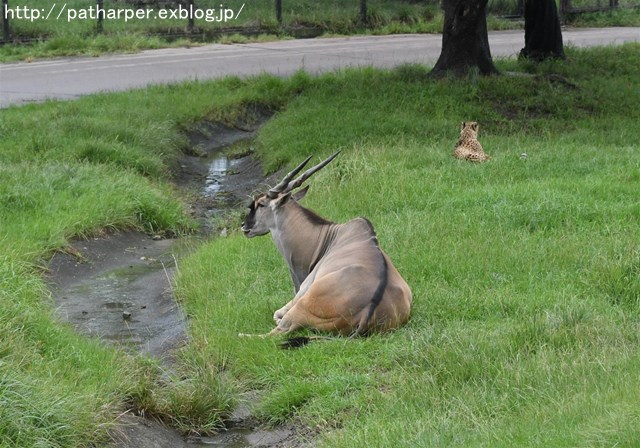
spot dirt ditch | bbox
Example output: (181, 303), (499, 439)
(47, 115), (311, 447)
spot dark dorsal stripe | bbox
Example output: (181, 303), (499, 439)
(361, 249), (388, 335)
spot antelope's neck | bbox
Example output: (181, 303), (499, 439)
(272, 204), (336, 288)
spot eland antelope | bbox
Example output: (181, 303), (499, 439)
(241, 152), (412, 336)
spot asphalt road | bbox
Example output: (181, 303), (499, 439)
(1, 27), (638, 107)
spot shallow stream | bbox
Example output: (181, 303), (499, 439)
(48, 119), (304, 447)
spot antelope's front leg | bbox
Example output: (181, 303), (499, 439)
(274, 280), (312, 323)
(274, 298), (296, 324)
(274, 286), (308, 323)
(269, 307), (300, 335)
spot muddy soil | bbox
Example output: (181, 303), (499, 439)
(47, 116), (311, 448)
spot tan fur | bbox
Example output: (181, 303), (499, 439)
(453, 121), (490, 162)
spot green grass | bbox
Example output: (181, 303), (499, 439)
(569, 7), (640, 27)
(1, 43), (640, 446)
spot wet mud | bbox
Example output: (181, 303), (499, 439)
(47, 115), (310, 447)
(49, 231), (185, 363)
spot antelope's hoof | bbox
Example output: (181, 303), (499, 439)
(274, 309), (286, 323)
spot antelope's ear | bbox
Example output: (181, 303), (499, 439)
(292, 185), (310, 202)
(272, 192), (292, 208)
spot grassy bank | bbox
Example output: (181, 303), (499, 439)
(1, 43), (639, 446)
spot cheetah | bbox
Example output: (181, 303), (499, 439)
(453, 121), (489, 162)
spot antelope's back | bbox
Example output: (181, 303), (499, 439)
(315, 217), (413, 333)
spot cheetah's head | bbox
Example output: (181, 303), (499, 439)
(460, 121), (479, 136)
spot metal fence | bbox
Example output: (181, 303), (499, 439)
(1, 0), (639, 44)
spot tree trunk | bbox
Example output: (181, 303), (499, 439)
(430, 0), (498, 77)
(520, 0), (565, 61)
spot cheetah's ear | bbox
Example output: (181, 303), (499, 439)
(461, 121), (465, 130)
(472, 122), (479, 131)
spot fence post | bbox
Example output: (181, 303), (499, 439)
(188, 0), (194, 32)
(275, 0), (282, 24)
(3, 0), (10, 41)
(559, 0), (570, 22)
(96, 0), (104, 33)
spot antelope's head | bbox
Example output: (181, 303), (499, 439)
(241, 151), (340, 238)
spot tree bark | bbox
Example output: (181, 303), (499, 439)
(430, 0), (498, 77)
(520, 0), (565, 61)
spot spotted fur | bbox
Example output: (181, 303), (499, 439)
(453, 121), (489, 162)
